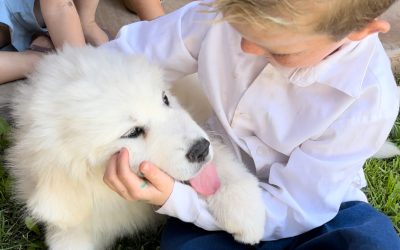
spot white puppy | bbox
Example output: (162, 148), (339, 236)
(6, 46), (265, 250)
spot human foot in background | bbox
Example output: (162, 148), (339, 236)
(82, 21), (110, 46)
(29, 34), (55, 53)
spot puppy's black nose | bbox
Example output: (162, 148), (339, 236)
(186, 138), (210, 163)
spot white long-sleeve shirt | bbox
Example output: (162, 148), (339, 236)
(102, 1), (399, 240)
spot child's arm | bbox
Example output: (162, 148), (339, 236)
(101, 1), (215, 82)
(0, 51), (41, 84)
(40, 0), (85, 48)
(100, 1), (222, 229)
(260, 110), (397, 238)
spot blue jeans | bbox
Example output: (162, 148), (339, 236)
(160, 201), (400, 250)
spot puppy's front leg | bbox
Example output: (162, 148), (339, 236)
(46, 223), (96, 250)
(206, 142), (265, 244)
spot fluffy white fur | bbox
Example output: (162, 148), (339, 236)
(6, 46), (265, 249)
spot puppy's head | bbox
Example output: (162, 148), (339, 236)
(15, 46), (212, 180)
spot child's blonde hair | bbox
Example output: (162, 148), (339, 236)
(211, 0), (398, 40)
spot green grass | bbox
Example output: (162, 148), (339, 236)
(0, 75), (399, 248)
(0, 117), (46, 250)
(361, 73), (400, 233)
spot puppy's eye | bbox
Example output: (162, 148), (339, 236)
(162, 91), (170, 106)
(121, 127), (145, 139)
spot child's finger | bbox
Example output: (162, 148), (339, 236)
(140, 161), (173, 191)
(139, 161), (174, 205)
(103, 152), (132, 200)
(115, 148), (154, 200)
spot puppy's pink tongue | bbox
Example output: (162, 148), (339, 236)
(189, 162), (220, 196)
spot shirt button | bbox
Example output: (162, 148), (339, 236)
(235, 111), (250, 119)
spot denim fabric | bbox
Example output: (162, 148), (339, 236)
(0, 0), (46, 51)
(161, 201), (400, 250)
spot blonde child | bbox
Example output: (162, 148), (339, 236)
(102, 0), (400, 249)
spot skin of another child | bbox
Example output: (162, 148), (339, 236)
(0, 0), (164, 85)
(0, 0), (44, 84)
(123, 0), (165, 20)
(0, 0), (105, 84)
(40, 0), (108, 48)
(102, 2), (392, 208)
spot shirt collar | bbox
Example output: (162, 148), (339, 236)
(275, 35), (379, 98)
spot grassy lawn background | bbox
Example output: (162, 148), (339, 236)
(0, 75), (399, 249)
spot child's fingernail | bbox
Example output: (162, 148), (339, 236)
(140, 162), (150, 172)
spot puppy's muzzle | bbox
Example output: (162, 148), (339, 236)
(186, 138), (210, 163)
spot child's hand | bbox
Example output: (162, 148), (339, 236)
(103, 148), (174, 206)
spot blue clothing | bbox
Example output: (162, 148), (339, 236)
(161, 201), (400, 250)
(0, 0), (46, 51)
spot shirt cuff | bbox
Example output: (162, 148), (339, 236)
(156, 181), (220, 231)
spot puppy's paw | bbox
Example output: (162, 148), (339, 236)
(232, 225), (264, 245)
(223, 201), (265, 244)
(208, 178), (265, 244)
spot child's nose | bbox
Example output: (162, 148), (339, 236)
(240, 38), (265, 55)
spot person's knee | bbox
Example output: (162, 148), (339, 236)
(366, 213), (400, 250)
(337, 202), (400, 250)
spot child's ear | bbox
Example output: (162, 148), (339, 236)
(347, 19), (391, 41)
